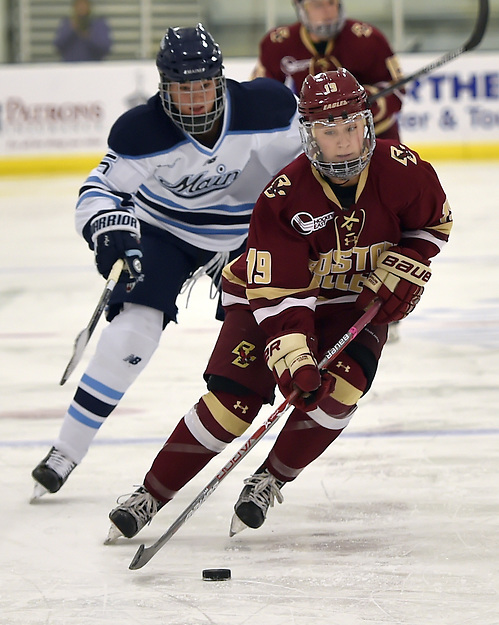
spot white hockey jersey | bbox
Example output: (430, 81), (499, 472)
(75, 78), (303, 253)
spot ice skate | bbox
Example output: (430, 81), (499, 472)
(30, 447), (77, 501)
(107, 486), (164, 540)
(229, 468), (285, 536)
(104, 523), (123, 545)
(30, 482), (50, 503)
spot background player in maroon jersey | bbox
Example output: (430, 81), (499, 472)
(106, 69), (452, 542)
(252, 0), (404, 142)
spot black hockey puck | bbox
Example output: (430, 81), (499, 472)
(202, 568), (231, 581)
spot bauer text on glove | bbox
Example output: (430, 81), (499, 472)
(356, 246), (431, 325)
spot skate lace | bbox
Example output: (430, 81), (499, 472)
(243, 472), (284, 510)
(45, 449), (75, 478)
(116, 487), (160, 526)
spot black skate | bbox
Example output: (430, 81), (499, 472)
(106, 486), (164, 543)
(229, 468), (284, 536)
(31, 447), (77, 500)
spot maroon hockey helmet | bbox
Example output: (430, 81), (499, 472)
(298, 69), (376, 180)
(298, 68), (368, 122)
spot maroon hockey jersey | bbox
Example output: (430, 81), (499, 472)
(222, 141), (452, 341)
(253, 20), (404, 140)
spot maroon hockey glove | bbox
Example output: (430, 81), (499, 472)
(357, 246), (431, 325)
(264, 333), (335, 411)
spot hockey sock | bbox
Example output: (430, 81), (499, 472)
(265, 405), (355, 482)
(144, 415), (218, 502)
(55, 304), (163, 463)
(144, 390), (262, 501)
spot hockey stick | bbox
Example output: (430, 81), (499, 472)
(369, 0), (489, 102)
(129, 299), (382, 570)
(59, 259), (124, 385)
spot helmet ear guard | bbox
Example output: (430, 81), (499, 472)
(298, 69), (376, 180)
(156, 23), (226, 134)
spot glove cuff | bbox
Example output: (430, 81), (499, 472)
(376, 249), (431, 287)
(89, 210), (140, 245)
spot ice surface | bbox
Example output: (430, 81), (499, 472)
(1, 163), (498, 624)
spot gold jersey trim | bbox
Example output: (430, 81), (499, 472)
(222, 257), (245, 286)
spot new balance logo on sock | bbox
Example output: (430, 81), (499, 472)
(123, 354), (142, 365)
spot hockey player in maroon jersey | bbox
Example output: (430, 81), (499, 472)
(252, 0), (404, 142)
(107, 69), (452, 541)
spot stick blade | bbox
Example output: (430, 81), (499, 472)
(59, 328), (89, 385)
(129, 544), (150, 570)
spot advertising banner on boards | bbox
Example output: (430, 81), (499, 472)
(0, 53), (498, 172)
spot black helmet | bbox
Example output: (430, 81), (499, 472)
(156, 23), (223, 82)
(156, 24), (226, 134)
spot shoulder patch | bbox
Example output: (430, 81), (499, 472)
(390, 144), (418, 166)
(270, 26), (291, 44)
(350, 22), (374, 38)
(264, 174), (292, 198)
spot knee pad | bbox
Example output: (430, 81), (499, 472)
(326, 351), (369, 407)
(184, 390), (263, 452)
(86, 303), (163, 390)
(207, 373), (275, 406)
(206, 374), (254, 396)
(344, 341), (378, 394)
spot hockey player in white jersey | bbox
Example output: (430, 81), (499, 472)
(31, 23), (302, 498)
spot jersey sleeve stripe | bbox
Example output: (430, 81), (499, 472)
(253, 296), (317, 324)
(401, 229), (449, 250)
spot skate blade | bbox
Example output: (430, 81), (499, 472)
(104, 523), (123, 545)
(29, 482), (49, 503)
(229, 513), (249, 537)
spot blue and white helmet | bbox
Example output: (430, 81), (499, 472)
(156, 24), (226, 134)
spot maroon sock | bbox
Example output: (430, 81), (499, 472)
(144, 417), (217, 502)
(266, 409), (344, 481)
